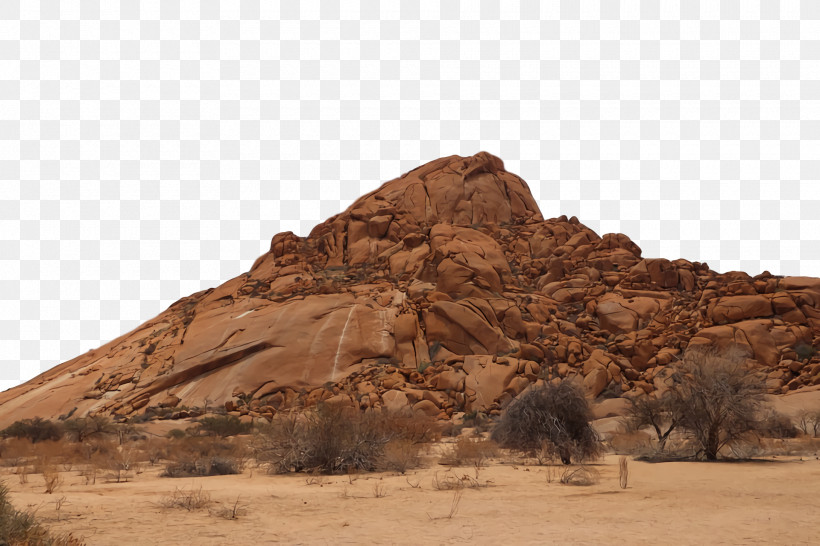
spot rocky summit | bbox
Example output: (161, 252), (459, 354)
(2, 152), (819, 426)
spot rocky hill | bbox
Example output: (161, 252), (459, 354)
(2, 152), (819, 426)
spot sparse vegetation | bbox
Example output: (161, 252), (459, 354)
(559, 465), (599, 486)
(379, 438), (421, 474)
(625, 393), (680, 452)
(162, 436), (248, 478)
(625, 345), (786, 460)
(431, 469), (484, 490)
(211, 496), (247, 520)
(254, 404), (435, 475)
(193, 415), (253, 438)
(666, 344), (767, 460)
(1, 417), (63, 444)
(62, 416), (117, 442)
(0, 482), (83, 545)
(439, 437), (498, 467)
(159, 485), (212, 511)
(797, 410), (820, 437)
(491, 381), (601, 464)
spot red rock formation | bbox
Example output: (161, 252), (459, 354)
(1, 152), (819, 426)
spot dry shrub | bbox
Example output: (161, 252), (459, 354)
(427, 489), (463, 521)
(101, 444), (142, 483)
(159, 486), (212, 511)
(797, 410), (820, 437)
(492, 381), (601, 464)
(663, 344), (766, 460)
(378, 408), (441, 444)
(757, 410), (799, 439)
(141, 437), (169, 465)
(380, 439), (420, 474)
(255, 404), (432, 475)
(162, 436), (248, 478)
(431, 469), (485, 490)
(730, 436), (820, 459)
(1, 438), (35, 467)
(210, 497), (247, 520)
(559, 465), (599, 486)
(41, 465), (63, 494)
(439, 438), (498, 467)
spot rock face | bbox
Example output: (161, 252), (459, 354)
(1, 152), (819, 426)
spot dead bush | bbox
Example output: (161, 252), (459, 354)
(797, 410), (820, 437)
(559, 465), (599, 486)
(491, 381), (601, 464)
(379, 439), (420, 474)
(102, 444), (142, 483)
(141, 437), (169, 466)
(757, 410), (799, 439)
(439, 438), (498, 467)
(159, 486), (212, 511)
(162, 436), (248, 478)
(670, 344), (767, 460)
(625, 393), (680, 452)
(41, 466), (63, 494)
(431, 469), (485, 491)
(0, 438), (35, 467)
(210, 497), (247, 520)
(255, 404), (425, 475)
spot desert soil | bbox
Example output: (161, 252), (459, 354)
(5, 451), (820, 545)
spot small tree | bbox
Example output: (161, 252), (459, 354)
(63, 415), (116, 442)
(1, 418), (63, 444)
(670, 344), (765, 460)
(797, 410), (820, 437)
(491, 381), (600, 464)
(626, 393), (680, 453)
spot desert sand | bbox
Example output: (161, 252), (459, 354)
(5, 450), (820, 545)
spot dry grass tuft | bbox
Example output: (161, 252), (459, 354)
(439, 437), (498, 467)
(159, 486), (212, 511)
(559, 465), (600, 486)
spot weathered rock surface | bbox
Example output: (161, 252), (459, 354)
(1, 152), (819, 426)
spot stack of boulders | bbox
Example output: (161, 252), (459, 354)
(1, 152), (818, 426)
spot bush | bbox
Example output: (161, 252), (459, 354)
(254, 404), (427, 475)
(439, 437), (498, 467)
(797, 410), (820, 437)
(670, 344), (766, 460)
(62, 416), (116, 442)
(758, 410), (799, 439)
(491, 381), (601, 464)
(159, 486), (212, 511)
(379, 439), (421, 474)
(1, 418), (63, 444)
(161, 436), (248, 478)
(625, 393), (679, 452)
(193, 415), (252, 438)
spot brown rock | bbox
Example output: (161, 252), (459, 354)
(2, 151), (819, 429)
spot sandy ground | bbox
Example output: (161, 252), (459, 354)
(5, 449), (820, 546)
